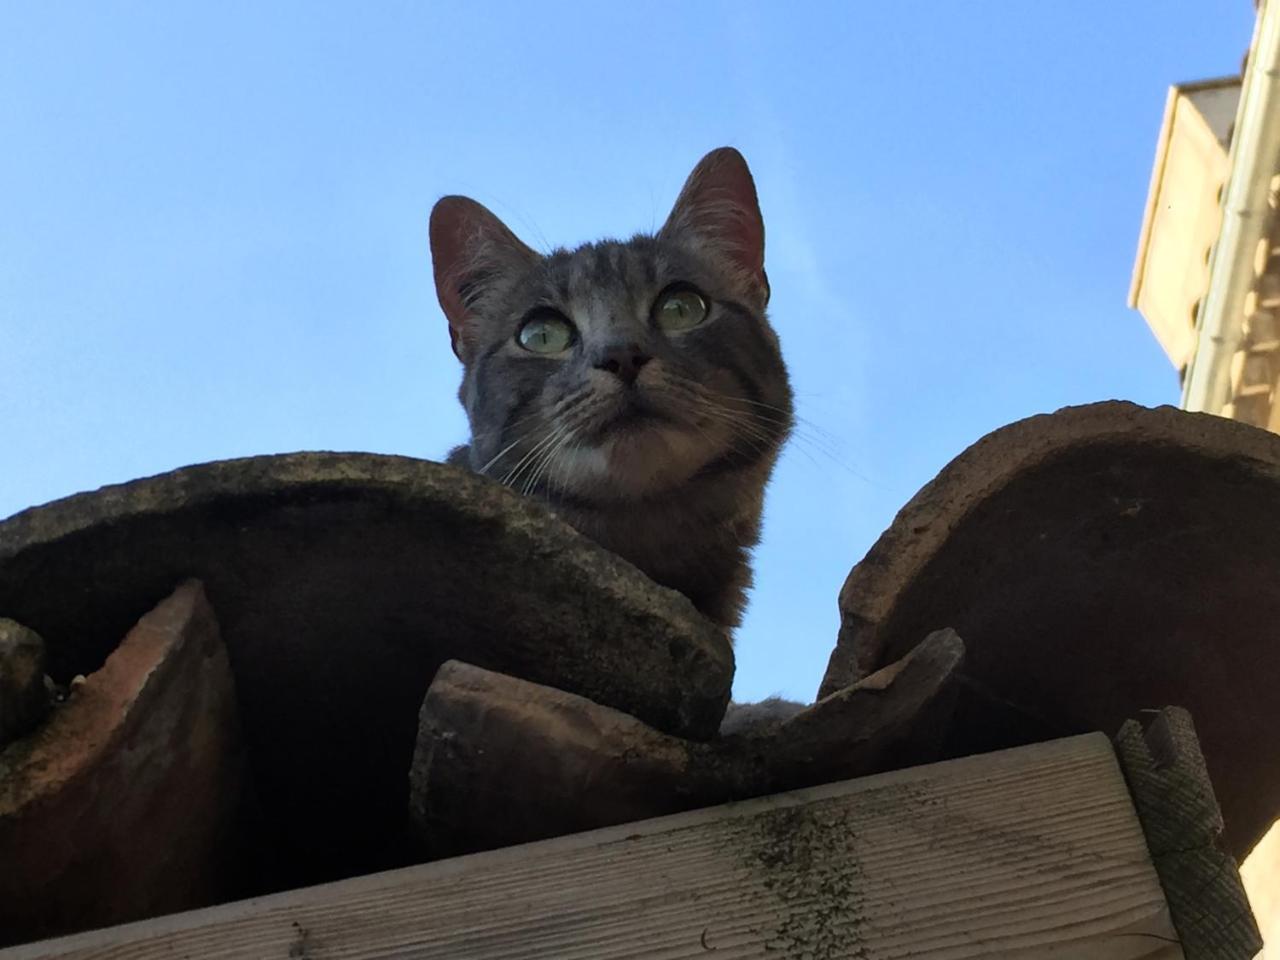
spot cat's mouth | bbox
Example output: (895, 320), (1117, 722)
(548, 385), (726, 500)
(585, 396), (678, 441)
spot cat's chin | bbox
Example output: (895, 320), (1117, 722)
(553, 423), (718, 502)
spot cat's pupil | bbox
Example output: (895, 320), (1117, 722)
(657, 288), (707, 332)
(517, 314), (573, 354)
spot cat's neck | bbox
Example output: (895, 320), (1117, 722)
(451, 442), (777, 628)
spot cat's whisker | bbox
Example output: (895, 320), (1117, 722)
(698, 386), (822, 434)
(678, 397), (773, 442)
(548, 435), (577, 499)
(689, 418), (780, 466)
(528, 425), (579, 497)
(478, 433), (533, 476)
(552, 422), (591, 499)
(521, 435), (558, 497)
(470, 407), (545, 446)
(523, 423), (577, 493)
(500, 425), (566, 489)
(433, 146), (800, 630)
(498, 439), (543, 487)
(682, 395), (852, 476)
(471, 412), (555, 479)
(530, 426), (579, 498)
(709, 390), (853, 460)
(684, 398), (782, 447)
(519, 427), (572, 487)
(475, 395), (588, 472)
(698, 417), (775, 454)
(691, 388), (864, 478)
(683, 411), (769, 465)
(714, 395), (807, 428)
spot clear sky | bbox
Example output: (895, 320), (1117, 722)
(0, 2), (1256, 703)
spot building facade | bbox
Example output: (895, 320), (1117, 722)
(1131, 2), (1280, 952)
(1131, 0), (1280, 429)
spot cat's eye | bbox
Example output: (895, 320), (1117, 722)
(655, 287), (709, 332)
(517, 312), (575, 354)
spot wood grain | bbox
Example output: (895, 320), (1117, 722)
(3, 734), (1182, 960)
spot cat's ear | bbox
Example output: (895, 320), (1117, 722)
(659, 147), (769, 307)
(430, 196), (537, 360)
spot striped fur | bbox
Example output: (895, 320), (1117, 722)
(431, 148), (792, 630)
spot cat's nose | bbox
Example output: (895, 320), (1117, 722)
(594, 345), (652, 385)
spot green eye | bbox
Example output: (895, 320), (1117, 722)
(517, 312), (575, 354)
(655, 287), (708, 332)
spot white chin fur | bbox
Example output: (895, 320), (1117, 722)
(555, 424), (718, 500)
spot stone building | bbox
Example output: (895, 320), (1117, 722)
(1130, 1), (1280, 951)
(1131, 0), (1280, 426)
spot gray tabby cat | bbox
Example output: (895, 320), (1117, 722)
(429, 148), (792, 630)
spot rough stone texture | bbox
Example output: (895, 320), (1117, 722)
(762, 627), (964, 790)
(410, 629), (963, 857)
(0, 453), (732, 883)
(411, 660), (707, 857)
(0, 618), (49, 747)
(0, 580), (245, 947)
(820, 400), (1280, 860)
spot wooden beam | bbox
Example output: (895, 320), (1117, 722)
(4, 734), (1182, 960)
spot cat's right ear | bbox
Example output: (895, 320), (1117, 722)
(430, 196), (536, 361)
(659, 148), (769, 309)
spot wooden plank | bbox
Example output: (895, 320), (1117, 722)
(1240, 822), (1280, 959)
(1114, 708), (1262, 960)
(3, 734), (1182, 960)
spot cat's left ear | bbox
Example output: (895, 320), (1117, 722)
(430, 196), (538, 361)
(659, 147), (769, 307)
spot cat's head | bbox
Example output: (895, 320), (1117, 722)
(430, 147), (791, 502)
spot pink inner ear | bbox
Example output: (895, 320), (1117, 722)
(428, 197), (477, 345)
(663, 148), (767, 291)
(429, 196), (537, 361)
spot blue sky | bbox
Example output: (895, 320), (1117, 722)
(0, 2), (1256, 703)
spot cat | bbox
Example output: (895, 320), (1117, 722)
(429, 147), (793, 632)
